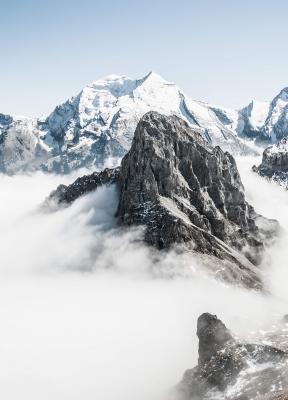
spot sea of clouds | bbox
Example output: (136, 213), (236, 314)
(0, 156), (287, 400)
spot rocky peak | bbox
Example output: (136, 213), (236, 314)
(197, 313), (233, 365)
(47, 167), (120, 206)
(116, 112), (276, 269)
(253, 138), (288, 188)
(178, 313), (288, 400)
(48, 112), (278, 289)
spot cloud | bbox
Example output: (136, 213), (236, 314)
(0, 159), (287, 400)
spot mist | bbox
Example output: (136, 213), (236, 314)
(0, 157), (288, 400)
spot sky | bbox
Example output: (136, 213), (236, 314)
(1, 0), (288, 116)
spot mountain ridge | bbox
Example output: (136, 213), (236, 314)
(3, 72), (288, 174)
(0, 72), (257, 174)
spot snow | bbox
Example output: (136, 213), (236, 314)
(248, 100), (270, 129)
(257, 88), (288, 141)
(265, 138), (288, 155)
(0, 72), (266, 173)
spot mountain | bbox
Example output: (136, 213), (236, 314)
(253, 137), (288, 188)
(0, 113), (48, 173)
(49, 112), (278, 289)
(239, 88), (288, 143)
(4, 72), (288, 175)
(177, 313), (288, 400)
(238, 100), (270, 139)
(0, 72), (255, 174)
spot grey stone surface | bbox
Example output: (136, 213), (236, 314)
(177, 313), (288, 400)
(116, 112), (277, 286)
(48, 167), (120, 205)
(0, 73), (256, 175)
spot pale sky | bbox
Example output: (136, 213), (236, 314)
(1, 0), (288, 117)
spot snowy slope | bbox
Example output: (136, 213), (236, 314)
(0, 72), (256, 174)
(0, 114), (49, 173)
(249, 101), (270, 128)
(239, 88), (288, 143)
(262, 87), (288, 141)
(238, 100), (270, 139)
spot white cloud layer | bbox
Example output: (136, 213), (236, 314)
(0, 157), (287, 400)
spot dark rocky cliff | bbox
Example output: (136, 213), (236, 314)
(177, 313), (288, 400)
(47, 167), (120, 205)
(116, 113), (276, 264)
(49, 112), (278, 289)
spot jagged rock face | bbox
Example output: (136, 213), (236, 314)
(116, 112), (276, 271)
(177, 313), (288, 400)
(261, 88), (288, 142)
(197, 313), (234, 365)
(47, 167), (120, 206)
(253, 138), (288, 188)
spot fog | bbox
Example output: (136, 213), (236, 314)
(0, 158), (288, 400)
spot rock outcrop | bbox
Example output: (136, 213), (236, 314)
(117, 113), (275, 259)
(253, 138), (288, 188)
(48, 167), (120, 205)
(177, 313), (288, 400)
(48, 112), (278, 289)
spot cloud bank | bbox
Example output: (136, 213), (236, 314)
(0, 157), (287, 400)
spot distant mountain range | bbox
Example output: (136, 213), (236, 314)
(1, 71), (288, 174)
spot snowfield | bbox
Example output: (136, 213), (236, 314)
(0, 72), (257, 174)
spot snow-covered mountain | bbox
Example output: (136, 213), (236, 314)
(0, 72), (255, 174)
(238, 100), (270, 139)
(238, 87), (288, 143)
(253, 137), (288, 188)
(0, 113), (49, 172)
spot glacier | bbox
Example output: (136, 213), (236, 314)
(0, 72), (256, 174)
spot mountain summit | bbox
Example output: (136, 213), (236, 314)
(3, 72), (288, 174)
(49, 112), (278, 289)
(238, 87), (288, 143)
(0, 72), (254, 174)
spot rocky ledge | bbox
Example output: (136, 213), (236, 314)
(177, 313), (288, 400)
(253, 138), (288, 188)
(47, 167), (120, 205)
(48, 112), (278, 289)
